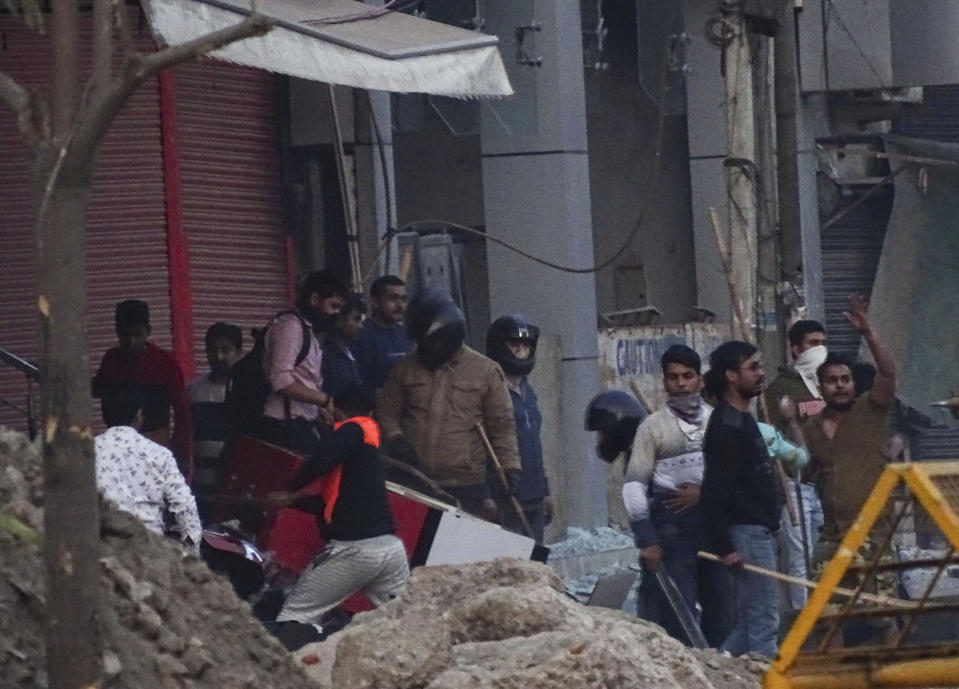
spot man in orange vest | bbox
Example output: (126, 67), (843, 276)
(267, 383), (409, 637)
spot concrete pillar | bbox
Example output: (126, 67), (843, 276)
(682, 0), (733, 323)
(480, 1), (606, 528)
(797, 94), (829, 321)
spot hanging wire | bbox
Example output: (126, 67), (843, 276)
(823, 0), (887, 89)
(361, 30), (679, 279)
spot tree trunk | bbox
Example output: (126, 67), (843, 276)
(35, 149), (101, 689)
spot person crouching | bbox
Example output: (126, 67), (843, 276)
(268, 383), (409, 635)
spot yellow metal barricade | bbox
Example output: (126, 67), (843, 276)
(767, 462), (959, 689)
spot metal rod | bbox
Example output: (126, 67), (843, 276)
(818, 496), (911, 651)
(0, 346), (39, 379)
(894, 546), (954, 647)
(796, 479), (812, 577)
(326, 84), (364, 292)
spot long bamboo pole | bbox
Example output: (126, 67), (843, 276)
(697, 551), (914, 609)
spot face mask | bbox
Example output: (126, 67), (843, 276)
(667, 393), (703, 421)
(793, 345), (827, 397)
(302, 305), (335, 333)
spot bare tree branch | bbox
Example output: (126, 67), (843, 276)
(70, 14), (272, 163)
(0, 70), (29, 115)
(137, 13), (271, 79)
(113, 0), (137, 58)
(91, 0), (114, 98)
(1, 69), (49, 148)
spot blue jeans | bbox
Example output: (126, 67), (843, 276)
(638, 504), (734, 648)
(777, 481), (824, 611)
(723, 523), (780, 658)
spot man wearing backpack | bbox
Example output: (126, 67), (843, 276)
(255, 270), (348, 454)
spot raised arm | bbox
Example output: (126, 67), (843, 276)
(844, 295), (896, 406)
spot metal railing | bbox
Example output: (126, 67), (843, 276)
(0, 345), (39, 439)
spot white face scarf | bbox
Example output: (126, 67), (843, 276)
(793, 344), (827, 398)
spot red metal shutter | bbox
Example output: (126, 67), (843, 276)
(174, 61), (289, 373)
(0, 14), (169, 432)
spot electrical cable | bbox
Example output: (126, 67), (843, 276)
(823, 0), (887, 89)
(359, 31), (676, 279)
(299, 0), (420, 27)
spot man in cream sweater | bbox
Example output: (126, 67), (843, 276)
(624, 345), (731, 647)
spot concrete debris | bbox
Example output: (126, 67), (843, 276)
(305, 558), (768, 689)
(0, 428), (316, 689)
(1, 426), (774, 689)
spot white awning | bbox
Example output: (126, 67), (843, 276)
(140, 0), (513, 98)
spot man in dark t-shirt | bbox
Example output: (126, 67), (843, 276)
(321, 293), (367, 399)
(702, 340), (780, 658)
(352, 275), (410, 390)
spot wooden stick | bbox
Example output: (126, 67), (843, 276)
(475, 421), (534, 539)
(708, 206), (752, 343)
(697, 551), (915, 609)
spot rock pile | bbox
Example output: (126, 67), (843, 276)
(0, 429), (315, 689)
(297, 558), (768, 689)
(1, 426), (768, 689)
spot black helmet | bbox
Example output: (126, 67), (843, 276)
(486, 314), (540, 376)
(584, 390), (646, 463)
(406, 288), (466, 370)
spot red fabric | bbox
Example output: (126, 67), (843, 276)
(92, 341), (193, 478)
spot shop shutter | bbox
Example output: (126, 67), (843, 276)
(820, 189), (893, 357)
(174, 61), (289, 375)
(897, 85), (959, 142)
(0, 12), (169, 433)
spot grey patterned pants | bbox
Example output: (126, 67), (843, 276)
(277, 534), (410, 624)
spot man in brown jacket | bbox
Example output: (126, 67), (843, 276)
(378, 289), (521, 521)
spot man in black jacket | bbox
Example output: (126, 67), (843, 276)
(701, 340), (781, 658)
(269, 383), (409, 629)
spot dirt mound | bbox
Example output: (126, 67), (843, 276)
(296, 558), (768, 689)
(0, 428), (316, 688)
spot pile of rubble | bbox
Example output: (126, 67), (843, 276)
(2, 426), (769, 689)
(295, 558), (768, 689)
(0, 429), (314, 689)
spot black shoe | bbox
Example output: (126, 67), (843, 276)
(263, 620), (327, 651)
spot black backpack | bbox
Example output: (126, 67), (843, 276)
(224, 310), (312, 434)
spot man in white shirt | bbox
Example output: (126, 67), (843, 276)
(95, 382), (202, 550)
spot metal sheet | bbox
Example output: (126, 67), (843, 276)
(141, 0), (513, 97)
(199, 0), (498, 59)
(175, 60), (289, 376)
(867, 136), (959, 429)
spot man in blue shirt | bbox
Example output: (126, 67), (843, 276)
(352, 275), (410, 391)
(321, 293), (367, 399)
(486, 315), (551, 543)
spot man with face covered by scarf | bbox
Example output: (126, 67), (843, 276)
(764, 320), (828, 614)
(258, 270), (347, 454)
(377, 289), (521, 521)
(622, 344), (733, 648)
